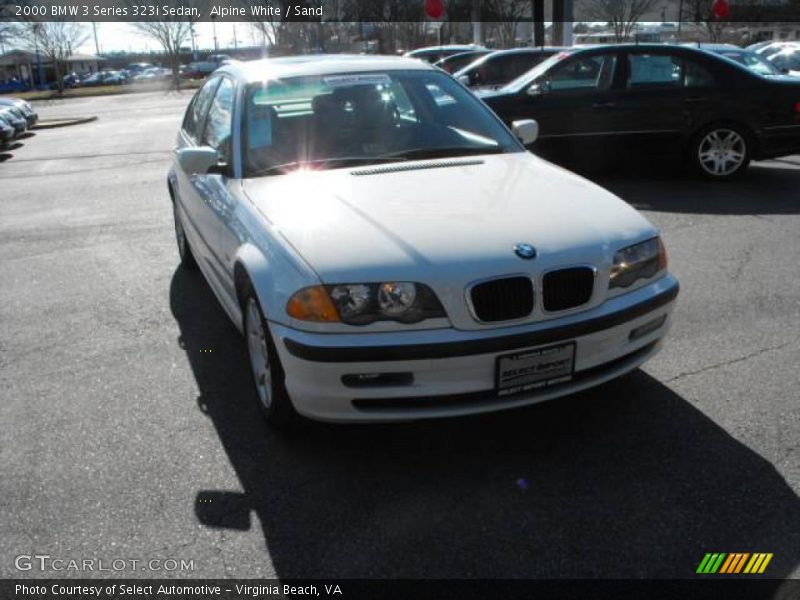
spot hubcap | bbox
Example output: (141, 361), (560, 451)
(173, 203), (186, 258)
(698, 129), (746, 176)
(246, 298), (272, 409)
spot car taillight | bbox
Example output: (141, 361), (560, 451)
(795, 101), (800, 113)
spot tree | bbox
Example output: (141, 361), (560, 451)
(583, 0), (658, 42)
(484, 0), (530, 47)
(15, 22), (88, 92)
(130, 20), (191, 88)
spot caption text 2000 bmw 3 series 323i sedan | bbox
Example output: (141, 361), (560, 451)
(168, 55), (679, 425)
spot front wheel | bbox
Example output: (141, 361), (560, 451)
(689, 124), (751, 180)
(243, 290), (296, 427)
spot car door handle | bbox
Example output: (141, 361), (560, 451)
(592, 101), (616, 109)
(684, 96), (708, 103)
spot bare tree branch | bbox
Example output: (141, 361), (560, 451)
(15, 22), (88, 92)
(584, 0), (658, 42)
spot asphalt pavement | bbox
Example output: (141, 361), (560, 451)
(0, 91), (798, 582)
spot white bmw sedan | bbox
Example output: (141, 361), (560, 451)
(169, 55), (679, 424)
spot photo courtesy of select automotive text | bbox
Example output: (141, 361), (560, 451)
(1, 0), (799, 598)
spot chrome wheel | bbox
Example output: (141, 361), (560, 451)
(246, 298), (272, 410)
(697, 128), (746, 177)
(173, 203), (187, 259)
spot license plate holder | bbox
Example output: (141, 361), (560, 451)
(496, 342), (576, 397)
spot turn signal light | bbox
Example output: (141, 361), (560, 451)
(657, 237), (668, 271)
(286, 286), (340, 322)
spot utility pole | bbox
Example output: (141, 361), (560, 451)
(92, 22), (100, 55)
(471, 0), (482, 45)
(211, 16), (219, 52)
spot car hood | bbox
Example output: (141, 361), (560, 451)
(242, 153), (656, 329)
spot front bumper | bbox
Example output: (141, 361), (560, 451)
(271, 275), (679, 422)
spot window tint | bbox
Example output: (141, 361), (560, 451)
(683, 60), (715, 87)
(201, 77), (235, 161)
(182, 77), (220, 140)
(547, 54), (617, 92)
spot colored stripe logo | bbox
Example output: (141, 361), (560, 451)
(696, 553), (773, 574)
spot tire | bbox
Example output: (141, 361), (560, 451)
(172, 199), (196, 269)
(689, 123), (751, 180)
(242, 286), (296, 428)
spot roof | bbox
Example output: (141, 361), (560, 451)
(0, 49), (100, 66)
(221, 54), (434, 83)
(405, 45), (483, 56)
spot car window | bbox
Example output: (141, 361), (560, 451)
(627, 54), (681, 89)
(547, 53), (617, 92)
(183, 77), (220, 141)
(626, 54), (715, 89)
(683, 59), (716, 87)
(201, 77), (235, 162)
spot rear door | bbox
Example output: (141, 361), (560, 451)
(614, 48), (720, 156)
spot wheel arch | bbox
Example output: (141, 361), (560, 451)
(688, 119), (759, 158)
(232, 243), (282, 331)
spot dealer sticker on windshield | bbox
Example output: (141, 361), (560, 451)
(323, 74), (393, 88)
(496, 342), (576, 397)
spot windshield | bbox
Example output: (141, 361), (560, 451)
(242, 70), (521, 177)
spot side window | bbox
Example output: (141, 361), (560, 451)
(683, 60), (716, 88)
(547, 54), (617, 92)
(182, 77), (220, 141)
(627, 54), (681, 89)
(201, 77), (235, 162)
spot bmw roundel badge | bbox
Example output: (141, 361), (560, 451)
(514, 243), (537, 260)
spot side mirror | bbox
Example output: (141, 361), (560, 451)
(457, 74), (470, 86)
(176, 146), (227, 176)
(511, 119), (539, 146)
(527, 81), (549, 97)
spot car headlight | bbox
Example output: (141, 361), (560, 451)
(609, 237), (667, 289)
(287, 282), (445, 325)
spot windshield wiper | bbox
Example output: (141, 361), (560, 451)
(385, 146), (506, 161)
(253, 156), (407, 176)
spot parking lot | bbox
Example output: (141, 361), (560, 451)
(1, 91), (798, 581)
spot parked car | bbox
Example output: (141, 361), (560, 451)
(0, 107), (27, 137)
(684, 43), (784, 77)
(752, 41), (800, 56)
(404, 44), (486, 64)
(0, 78), (30, 93)
(433, 49), (492, 73)
(480, 44), (800, 180)
(168, 55), (679, 425)
(0, 116), (14, 144)
(454, 47), (567, 90)
(763, 46), (800, 77)
(0, 97), (38, 127)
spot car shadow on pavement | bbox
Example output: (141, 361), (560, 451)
(170, 266), (800, 580)
(589, 160), (800, 216)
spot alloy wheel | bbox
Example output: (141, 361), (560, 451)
(246, 298), (272, 410)
(697, 128), (746, 177)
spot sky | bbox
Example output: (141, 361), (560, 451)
(75, 22), (264, 55)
